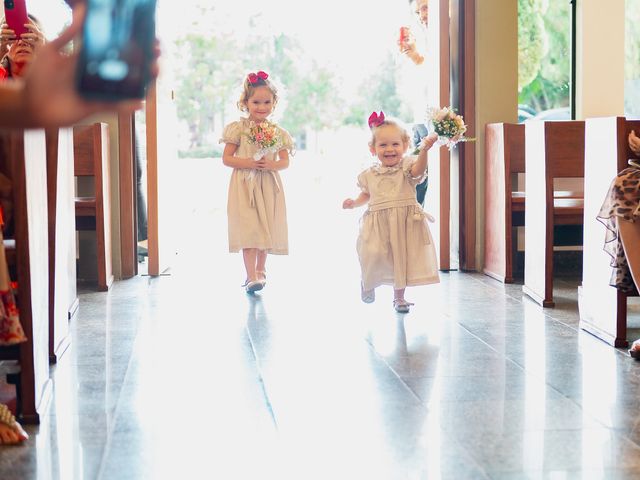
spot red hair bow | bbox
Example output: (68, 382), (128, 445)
(248, 71), (269, 84)
(368, 111), (385, 128)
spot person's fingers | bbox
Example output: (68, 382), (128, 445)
(49, 3), (86, 50)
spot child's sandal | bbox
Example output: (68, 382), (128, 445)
(393, 299), (414, 314)
(361, 283), (375, 303)
(256, 270), (267, 286)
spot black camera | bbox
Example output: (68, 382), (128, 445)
(76, 0), (157, 100)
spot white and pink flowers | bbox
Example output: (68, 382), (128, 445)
(427, 106), (474, 150)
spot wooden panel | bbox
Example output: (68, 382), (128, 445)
(72, 125), (97, 177)
(118, 112), (136, 278)
(6, 129), (52, 423)
(96, 123), (113, 291)
(46, 128), (76, 363)
(484, 123), (508, 282)
(523, 121), (554, 307)
(545, 121), (585, 178)
(579, 116), (632, 347)
(73, 123), (113, 291)
(523, 121), (585, 307)
(439, 0), (451, 271)
(483, 123), (524, 283)
(508, 123), (526, 174)
(460, 0), (476, 271)
(146, 83), (159, 276)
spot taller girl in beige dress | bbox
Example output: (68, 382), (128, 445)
(343, 112), (439, 313)
(220, 71), (294, 293)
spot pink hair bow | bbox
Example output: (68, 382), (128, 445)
(247, 71), (269, 84)
(368, 111), (385, 128)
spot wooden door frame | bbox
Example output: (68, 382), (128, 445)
(145, 81), (160, 276)
(439, 0), (451, 271)
(118, 112), (137, 278)
(451, 0), (476, 271)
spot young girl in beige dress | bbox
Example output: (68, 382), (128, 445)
(343, 112), (439, 313)
(220, 71), (294, 293)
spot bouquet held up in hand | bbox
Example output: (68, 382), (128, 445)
(427, 106), (474, 150)
(246, 120), (282, 161)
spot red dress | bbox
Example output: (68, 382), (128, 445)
(0, 181), (26, 345)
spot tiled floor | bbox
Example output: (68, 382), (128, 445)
(3, 157), (640, 479)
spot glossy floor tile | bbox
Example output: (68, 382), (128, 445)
(3, 158), (640, 479)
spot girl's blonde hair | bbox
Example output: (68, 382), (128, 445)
(237, 73), (279, 112)
(369, 117), (411, 148)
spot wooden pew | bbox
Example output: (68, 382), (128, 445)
(484, 123), (525, 283)
(484, 122), (584, 284)
(46, 128), (78, 363)
(73, 123), (113, 291)
(0, 129), (52, 423)
(579, 116), (640, 347)
(522, 120), (585, 307)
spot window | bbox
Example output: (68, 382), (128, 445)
(518, 0), (572, 122)
(625, 0), (640, 117)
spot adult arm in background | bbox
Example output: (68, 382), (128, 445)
(0, 3), (159, 129)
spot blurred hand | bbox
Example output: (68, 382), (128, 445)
(20, 3), (160, 128)
(342, 198), (355, 209)
(20, 20), (46, 49)
(629, 130), (640, 156)
(0, 23), (16, 56)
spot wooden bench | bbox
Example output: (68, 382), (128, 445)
(579, 116), (640, 347)
(484, 122), (584, 284)
(73, 123), (113, 291)
(0, 129), (53, 423)
(522, 120), (585, 307)
(46, 128), (78, 363)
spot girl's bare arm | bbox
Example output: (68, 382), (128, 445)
(410, 133), (438, 178)
(342, 192), (370, 209)
(222, 143), (256, 169)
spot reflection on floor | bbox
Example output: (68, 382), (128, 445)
(3, 266), (640, 479)
(3, 156), (640, 479)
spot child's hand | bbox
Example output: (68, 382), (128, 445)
(342, 198), (355, 209)
(255, 154), (277, 170)
(629, 130), (640, 156)
(418, 133), (439, 152)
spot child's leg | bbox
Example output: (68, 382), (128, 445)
(256, 249), (267, 281)
(242, 248), (258, 282)
(394, 288), (406, 301)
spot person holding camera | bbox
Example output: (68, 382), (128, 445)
(398, 0), (431, 206)
(0, 0), (159, 445)
(0, 14), (45, 80)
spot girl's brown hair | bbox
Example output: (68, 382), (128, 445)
(237, 74), (279, 112)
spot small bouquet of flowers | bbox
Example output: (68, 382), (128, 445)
(426, 106), (474, 150)
(246, 120), (282, 161)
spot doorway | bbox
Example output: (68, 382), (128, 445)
(145, 0), (464, 276)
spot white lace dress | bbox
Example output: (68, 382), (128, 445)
(356, 156), (439, 291)
(220, 118), (294, 254)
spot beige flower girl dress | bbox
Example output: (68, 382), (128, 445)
(356, 156), (439, 291)
(220, 118), (294, 254)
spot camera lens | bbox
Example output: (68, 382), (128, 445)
(4, 0), (15, 10)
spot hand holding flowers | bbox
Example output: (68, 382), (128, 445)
(427, 106), (474, 150)
(246, 120), (282, 164)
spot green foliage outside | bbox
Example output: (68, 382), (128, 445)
(173, 7), (410, 157)
(518, 0), (570, 114)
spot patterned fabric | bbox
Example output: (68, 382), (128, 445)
(597, 165), (640, 294)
